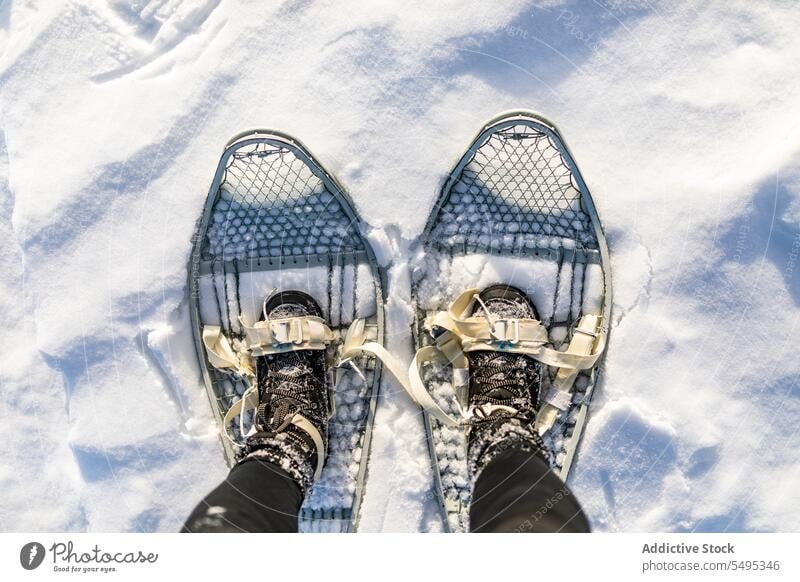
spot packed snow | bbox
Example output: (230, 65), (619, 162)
(1, 0), (799, 532)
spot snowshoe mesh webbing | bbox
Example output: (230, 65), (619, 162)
(201, 142), (365, 263)
(428, 121), (598, 258)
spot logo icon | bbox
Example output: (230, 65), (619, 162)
(20, 542), (46, 570)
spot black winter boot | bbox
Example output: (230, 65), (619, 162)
(240, 291), (330, 495)
(466, 285), (549, 478)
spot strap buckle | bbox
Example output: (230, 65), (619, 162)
(490, 319), (520, 344)
(574, 327), (599, 339)
(543, 386), (573, 411)
(271, 319), (304, 345)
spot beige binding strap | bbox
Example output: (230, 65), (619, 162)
(220, 396), (326, 481)
(535, 314), (603, 434)
(201, 316), (335, 376)
(202, 316), (336, 480)
(289, 414), (327, 481)
(221, 383), (258, 446)
(202, 325), (255, 378)
(340, 320), (460, 426)
(242, 316), (335, 355)
(426, 289), (604, 370)
(403, 290), (605, 431)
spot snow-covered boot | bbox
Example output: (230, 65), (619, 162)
(464, 285), (548, 478)
(240, 291), (331, 495)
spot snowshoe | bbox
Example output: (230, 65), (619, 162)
(188, 130), (386, 532)
(409, 111), (612, 532)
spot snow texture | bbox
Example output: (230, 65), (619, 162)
(1, 0), (799, 532)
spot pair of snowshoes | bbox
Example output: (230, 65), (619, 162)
(188, 111), (611, 532)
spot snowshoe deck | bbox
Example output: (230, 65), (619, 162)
(188, 130), (384, 532)
(411, 111), (612, 532)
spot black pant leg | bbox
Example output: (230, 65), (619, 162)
(182, 458), (303, 532)
(470, 448), (590, 533)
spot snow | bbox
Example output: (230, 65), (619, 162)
(1, 0), (799, 532)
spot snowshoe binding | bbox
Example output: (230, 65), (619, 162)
(409, 111), (612, 532)
(188, 130), (386, 532)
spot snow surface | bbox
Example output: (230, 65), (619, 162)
(1, 0), (799, 532)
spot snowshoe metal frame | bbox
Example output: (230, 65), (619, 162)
(188, 130), (385, 532)
(414, 110), (612, 531)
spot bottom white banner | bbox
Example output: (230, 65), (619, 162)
(1, 533), (796, 581)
